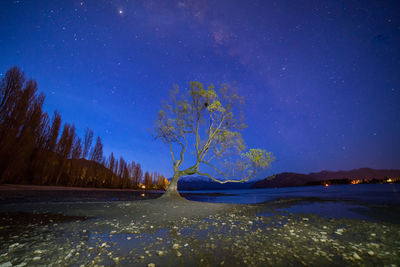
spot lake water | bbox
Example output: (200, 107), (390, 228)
(183, 184), (400, 223)
(182, 183), (400, 204)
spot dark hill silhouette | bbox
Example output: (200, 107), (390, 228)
(251, 168), (400, 188)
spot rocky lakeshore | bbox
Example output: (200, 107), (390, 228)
(1, 196), (399, 267)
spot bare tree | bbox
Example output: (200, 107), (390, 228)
(155, 82), (274, 199)
(0, 66), (25, 125)
(55, 124), (75, 184)
(72, 136), (82, 159)
(82, 127), (93, 159)
(90, 136), (103, 163)
(0, 66), (163, 189)
(132, 162), (143, 186)
(46, 111), (62, 152)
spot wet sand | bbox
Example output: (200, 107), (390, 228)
(0, 187), (399, 266)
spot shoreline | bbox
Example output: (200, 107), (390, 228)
(0, 184), (161, 192)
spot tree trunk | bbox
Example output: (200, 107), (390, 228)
(160, 171), (183, 200)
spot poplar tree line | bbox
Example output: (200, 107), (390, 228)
(0, 66), (168, 190)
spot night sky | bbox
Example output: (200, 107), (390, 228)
(1, 0), (399, 178)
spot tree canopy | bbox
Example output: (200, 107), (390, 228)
(155, 82), (275, 198)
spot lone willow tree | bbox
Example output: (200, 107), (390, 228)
(155, 82), (275, 199)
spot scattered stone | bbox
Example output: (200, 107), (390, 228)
(33, 256), (41, 261)
(64, 252), (72, 260)
(34, 249), (46, 254)
(172, 244), (180, 250)
(148, 263), (155, 267)
(0, 262), (12, 267)
(176, 251), (182, 257)
(9, 243), (19, 249)
(335, 228), (344, 235)
(368, 251), (375, 256)
(157, 251), (165, 256)
(353, 252), (361, 260)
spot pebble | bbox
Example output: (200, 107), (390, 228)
(353, 252), (361, 260)
(172, 244), (180, 250)
(157, 251), (165, 256)
(9, 243), (19, 249)
(148, 263), (155, 267)
(0, 262), (12, 267)
(335, 228), (344, 235)
(64, 252), (72, 260)
(368, 251), (374, 256)
(176, 251), (182, 257)
(33, 256), (41, 261)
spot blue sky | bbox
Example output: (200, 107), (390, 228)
(1, 0), (399, 178)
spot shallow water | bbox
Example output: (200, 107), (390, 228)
(182, 183), (400, 205)
(183, 183), (400, 224)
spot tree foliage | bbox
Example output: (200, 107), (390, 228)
(155, 81), (274, 191)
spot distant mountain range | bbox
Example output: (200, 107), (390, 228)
(173, 168), (400, 190)
(251, 168), (400, 188)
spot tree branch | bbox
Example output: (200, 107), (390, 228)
(196, 170), (256, 184)
(199, 160), (229, 177)
(177, 130), (188, 167)
(168, 140), (176, 166)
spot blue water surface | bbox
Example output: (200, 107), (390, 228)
(182, 183), (400, 205)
